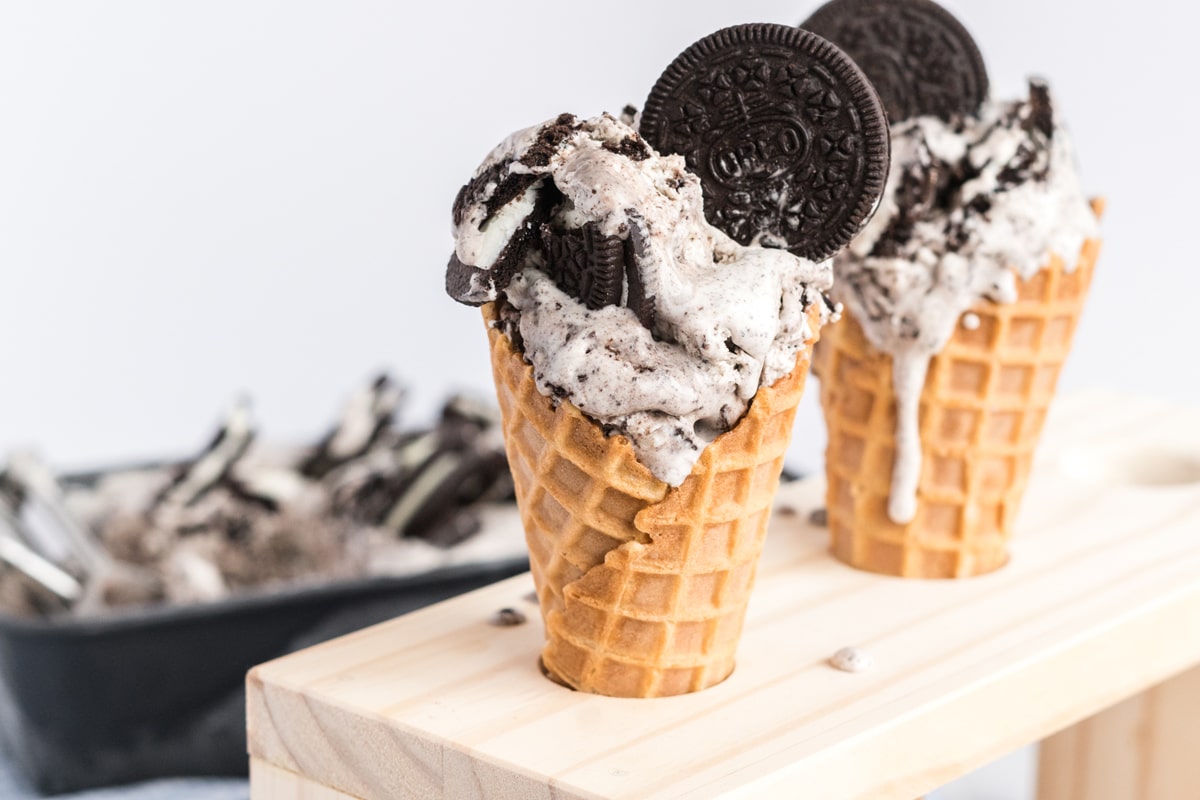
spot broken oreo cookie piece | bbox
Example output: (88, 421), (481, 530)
(622, 211), (658, 332)
(300, 375), (403, 479)
(156, 400), (255, 511)
(541, 222), (626, 311)
(445, 116), (575, 306)
(540, 210), (662, 334)
(801, 0), (989, 123)
(490, 606), (527, 626)
(445, 187), (557, 306)
(445, 253), (489, 306)
(518, 113), (577, 169)
(1024, 78), (1055, 139)
(326, 391), (513, 549)
(640, 23), (890, 263)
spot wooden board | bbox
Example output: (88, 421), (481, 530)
(1037, 664), (1200, 800)
(250, 758), (361, 800)
(247, 392), (1200, 800)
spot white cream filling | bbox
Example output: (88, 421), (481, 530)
(457, 185), (539, 269)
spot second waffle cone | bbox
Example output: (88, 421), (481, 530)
(485, 303), (819, 697)
(814, 237), (1100, 579)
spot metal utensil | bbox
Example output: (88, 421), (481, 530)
(5, 451), (161, 614)
(0, 502), (82, 603)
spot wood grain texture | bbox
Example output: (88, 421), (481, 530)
(1037, 664), (1200, 800)
(250, 758), (362, 800)
(248, 392), (1200, 800)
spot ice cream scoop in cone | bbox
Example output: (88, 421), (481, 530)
(445, 30), (889, 693)
(815, 231), (1100, 578)
(486, 304), (820, 697)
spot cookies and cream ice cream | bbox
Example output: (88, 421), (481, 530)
(830, 80), (1099, 523)
(0, 380), (522, 618)
(447, 113), (834, 485)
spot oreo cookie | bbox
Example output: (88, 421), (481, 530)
(1025, 78), (1054, 139)
(640, 24), (890, 263)
(157, 401), (255, 510)
(539, 211), (664, 332)
(445, 116), (576, 306)
(801, 0), (989, 123)
(622, 211), (657, 332)
(325, 391), (514, 549)
(541, 222), (626, 310)
(299, 374), (402, 479)
(446, 185), (558, 307)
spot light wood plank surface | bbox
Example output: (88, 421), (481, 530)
(1037, 664), (1200, 800)
(248, 392), (1200, 800)
(250, 758), (363, 800)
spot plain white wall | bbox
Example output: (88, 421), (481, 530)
(0, 2), (1193, 796)
(3, 0), (1195, 474)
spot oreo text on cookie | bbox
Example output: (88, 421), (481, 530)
(708, 119), (809, 186)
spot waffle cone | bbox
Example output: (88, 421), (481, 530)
(484, 303), (819, 697)
(815, 231), (1101, 579)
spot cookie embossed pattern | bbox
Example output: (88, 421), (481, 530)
(640, 25), (890, 263)
(802, 0), (989, 121)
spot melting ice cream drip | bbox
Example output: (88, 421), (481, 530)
(832, 81), (1099, 524)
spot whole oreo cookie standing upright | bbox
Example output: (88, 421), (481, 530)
(640, 24), (890, 263)
(801, 0), (989, 123)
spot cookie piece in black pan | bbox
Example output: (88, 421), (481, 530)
(640, 24), (890, 263)
(387, 449), (510, 545)
(801, 0), (988, 123)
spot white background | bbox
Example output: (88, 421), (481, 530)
(0, 2), (1194, 796)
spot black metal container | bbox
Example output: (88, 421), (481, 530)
(0, 557), (527, 795)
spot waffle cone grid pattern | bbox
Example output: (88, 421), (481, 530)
(484, 305), (817, 697)
(815, 239), (1100, 578)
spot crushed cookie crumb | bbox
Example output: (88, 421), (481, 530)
(490, 607), (527, 627)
